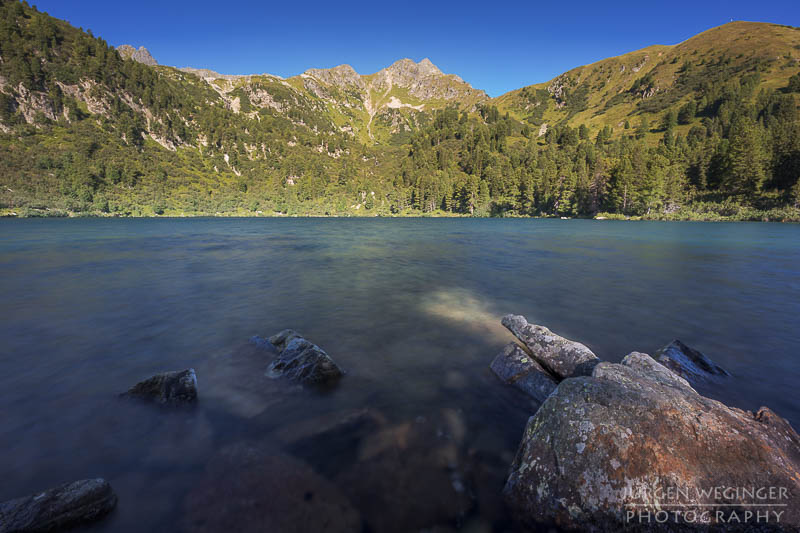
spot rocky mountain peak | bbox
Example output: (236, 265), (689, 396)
(116, 45), (157, 66)
(382, 58), (443, 80)
(303, 64), (364, 88)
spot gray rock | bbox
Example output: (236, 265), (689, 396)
(0, 479), (117, 533)
(504, 360), (800, 531)
(655, 339), (729, 384)
(490, 342), (558, 402)
(501, 315), (599, 379)
(620, 351), (696, 393)
(182, 441), (362, 533)
(116, 45), (157, 66)
(123, 369), (197, 405)
(266, 330), (343, 385)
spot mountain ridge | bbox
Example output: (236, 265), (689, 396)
(0, 1), (798, 219)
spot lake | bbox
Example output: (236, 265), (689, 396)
(1, 218), (798, 532)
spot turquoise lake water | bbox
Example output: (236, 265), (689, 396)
(1, 218), (798, 531)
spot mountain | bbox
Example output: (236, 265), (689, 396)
(495, 21), (800, 139)
(176, 57), (487, 145)
(0, 0), (798, 220)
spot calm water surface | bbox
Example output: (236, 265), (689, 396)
(1, 218), (798, 531)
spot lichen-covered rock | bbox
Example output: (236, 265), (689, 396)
(620, 351), (696, 393)
(490, 342), (558, 402)
(265, 330), (343, 385)
(123, 369), (198, 405)
(182, 442), (362, 533)
(0, 478), (117, 533)
(504, 361), (800, 532)
(655, 339), (729, 384)
(501, 315), (599, 379)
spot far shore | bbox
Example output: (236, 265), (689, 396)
(2, 207), (799, 223)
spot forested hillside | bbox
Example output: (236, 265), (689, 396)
(1, 0), (799, 219)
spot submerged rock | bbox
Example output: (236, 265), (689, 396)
(334, 413), (475, 532)
(490, 342), (558, 403)
(123, 369), (198, 405)
(264, 330), (343, 385)
(274, 408), (386, 477)
(0, 478), (117, 533)
(655, 339), (729, 384)
(501, 315), (599, 379)
(504, 359), (800, 531)
(182, 441), (361, 533)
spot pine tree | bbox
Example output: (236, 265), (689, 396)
(724, 117), (767, 197)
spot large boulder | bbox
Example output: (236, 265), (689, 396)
(263, 330), (343, 385)
(501, 315), (599, 379)
(490, 342), (558, 403)
(655, 339), (729, 385)
(504, 360), (800, 531)
(0, 479), (117, 533)
(182, 441), (362, 533)
(123, 369), (197, 405)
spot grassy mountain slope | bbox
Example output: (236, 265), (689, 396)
(495, 22), (800, 141)
(0, 0), (798, 220)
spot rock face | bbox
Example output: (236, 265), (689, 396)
(303, 64), (364, 89)
(490, 342), (558, 403)
(123, 369), (198, 405)
(265, 330), (343, 385)
(503, 353), (800, 531)
(501, 314), (600, 379)
(655, 339), (729, 384)
(0, 479), (117, 533)
(116, 45), (157, 66)
(182, 442), (362, 533)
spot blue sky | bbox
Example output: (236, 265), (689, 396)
(33, 0), (800, 96)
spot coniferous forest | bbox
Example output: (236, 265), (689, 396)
(1, 0), (799, 220)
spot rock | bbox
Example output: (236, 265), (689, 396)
(274, 408), (386, 477)
(655, 339), (729, 384)
(504, 359), (800, 531)
(490, 342), (558, 402)
(123, 369), (198, 405)
(265, 330), (343, 385)
(182, 441), (362, 533)
(334, 413), (475, 532)
(501, 315), (599, 379)
(116, 44), (157, 66)
(0, 479), (117, 533)
(620, 351), (696, 393)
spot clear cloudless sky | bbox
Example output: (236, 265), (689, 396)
(31, 0), (800, 96)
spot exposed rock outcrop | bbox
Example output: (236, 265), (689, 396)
(0, 479), (117, 533)
(497, 323), (800, 532)
(116, 45), (157, 66)
(303, 64), (365, 89)
(123, 368), (198, 405)
(490, 342), (558, 402)
(262, 330), (343, 385)
(501, 314), (600, 379)
(655, 339), (730, 385)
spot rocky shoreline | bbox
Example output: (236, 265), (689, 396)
(1, 320), (798, 532)
(493, 315), (800, 532)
